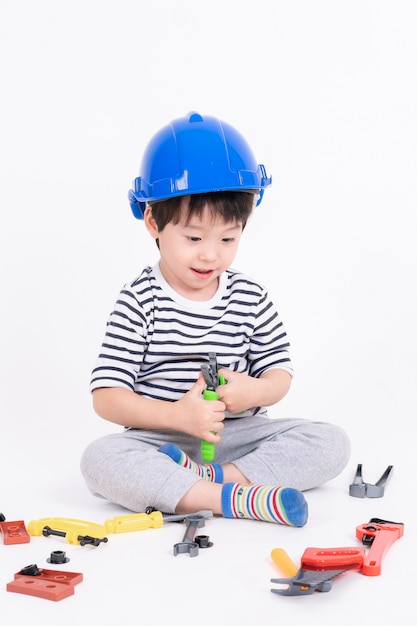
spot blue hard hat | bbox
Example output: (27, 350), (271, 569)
(128, 112), (272, 219)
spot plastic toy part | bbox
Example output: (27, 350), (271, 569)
(271, 548), (300, 578)
(201, 352), (227, 462)
(128, 111), (272, 218)
(42, 525), (108, 546)
(7, 566), (83, 601)
(47, 550), (70, 564)
(356, 518), (404, 576)
(195, 535), (213, 548)
(27, 517), (108, 546)
(349, 464), (393, 498)
(270, 517), (404, 596)
(173, 514), (207, 557)
(104, 510), (164, 533)
(0, 519), (30, 544)
(270, 547), (364, 595)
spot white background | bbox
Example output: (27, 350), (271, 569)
(0, 1), (416, 623)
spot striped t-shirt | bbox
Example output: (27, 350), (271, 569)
(90, 263), (293, 418)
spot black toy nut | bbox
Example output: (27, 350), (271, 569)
(47, 550), (70, 564)
(195, 535), (213, 548)
(19, 564), (42, 576)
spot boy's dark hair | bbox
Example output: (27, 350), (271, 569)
(149, 191), (255, 231)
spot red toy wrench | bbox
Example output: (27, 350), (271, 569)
(356, 517), (404, 576)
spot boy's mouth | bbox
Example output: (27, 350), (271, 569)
(192, 268), (214, 278)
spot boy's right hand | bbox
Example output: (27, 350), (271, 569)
(174, 373), (226, 442)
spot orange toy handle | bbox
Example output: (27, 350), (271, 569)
(271, 548), (299, 577)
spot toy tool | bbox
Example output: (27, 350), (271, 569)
(201, 352), (226, 462)
(271, 547), (364, 595)
(173, 514), (208, 557)
(271, 517), (404, 596)
(355, 517), (404, 575)
(27, 517), (108, 546)
(349, 463), (393, 498)
(105, 509), (212, 533)
(28, 511), (213, 545)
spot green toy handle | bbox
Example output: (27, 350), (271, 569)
(201, 374), (226, 462)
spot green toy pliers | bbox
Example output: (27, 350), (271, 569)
(200, 352), (226, 462)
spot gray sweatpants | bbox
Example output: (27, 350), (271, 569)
(80, 416), (350, 513)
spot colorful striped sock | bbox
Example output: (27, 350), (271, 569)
(221, 483), (308, 527)
(158, 443), (224, 483)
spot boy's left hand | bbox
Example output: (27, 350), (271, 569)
(216, 367), (292, 414)
(215, 369), (255, 414)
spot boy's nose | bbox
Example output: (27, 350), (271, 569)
(199, 246), (218, 261)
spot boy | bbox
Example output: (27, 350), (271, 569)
(81, 112), (350, 527)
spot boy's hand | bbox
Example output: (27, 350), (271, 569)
(216, 367), (292, 414)
(215, 369), (253, 414)
(175, 373), (225, 442)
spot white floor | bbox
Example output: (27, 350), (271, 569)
(1, 428), (414, 625)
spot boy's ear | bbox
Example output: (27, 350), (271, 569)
(143, 206), (159, 239)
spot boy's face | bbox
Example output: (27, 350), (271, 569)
(144, 201), (243, 300)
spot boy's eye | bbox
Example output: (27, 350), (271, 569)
(185, 236), (235, 243)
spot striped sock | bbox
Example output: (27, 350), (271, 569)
(221, 483), (308, 527)
(158, 443), (224, 483)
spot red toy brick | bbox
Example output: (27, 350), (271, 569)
(7, 577), (75, 601)
(7, 567), (83, 601)
(0, 520), (30, 544)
